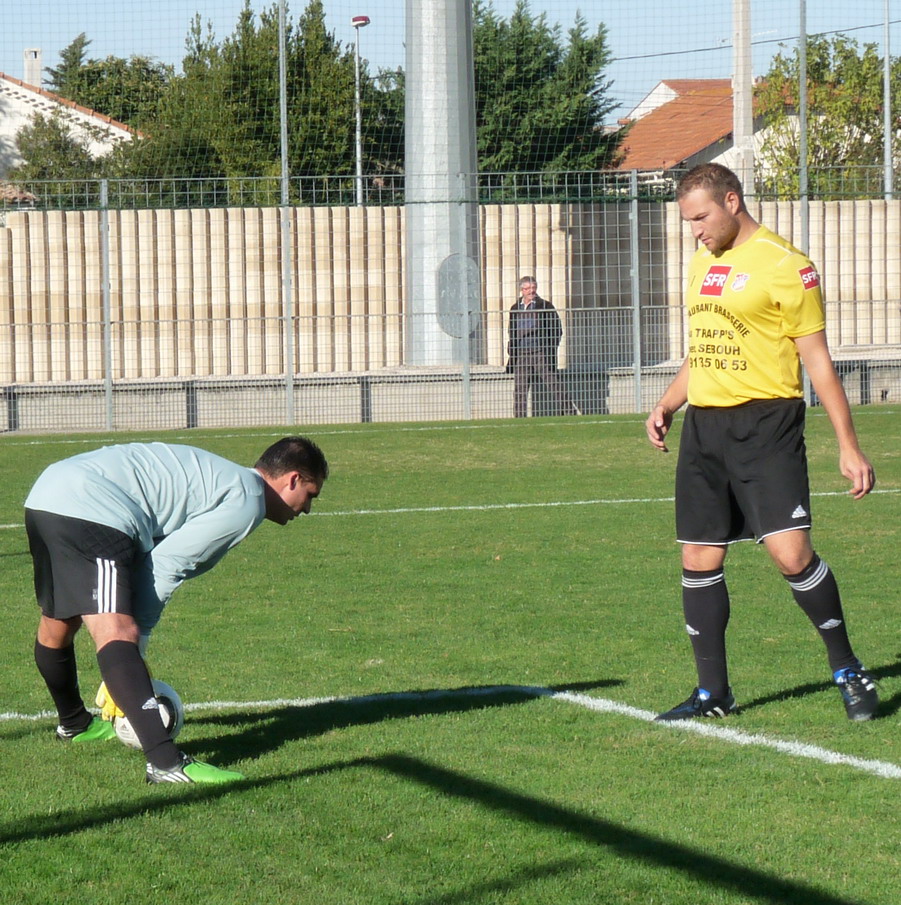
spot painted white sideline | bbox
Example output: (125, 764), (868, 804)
(4, 685), (897, 780)
(553, 691), (901, 780)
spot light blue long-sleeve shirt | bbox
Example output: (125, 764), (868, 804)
(25, 442), (267, 632)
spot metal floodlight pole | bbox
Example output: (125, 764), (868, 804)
(884, 0), (893, 200)
(352, 15), (370, 206)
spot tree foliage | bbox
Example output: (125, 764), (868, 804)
(44, 33), (92, 95)
(15, 0), (618, 203)
(45, 33), (171, 127)
(756, 35), (901, 197)
(473, 0), (618, 173)
(7, 113), (102, 194)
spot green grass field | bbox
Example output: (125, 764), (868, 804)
(1, 410), (899, 905)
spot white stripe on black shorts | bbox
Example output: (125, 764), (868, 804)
(25, 509), (138, 620)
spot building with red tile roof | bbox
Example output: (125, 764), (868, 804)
(614, 79), (761, 173)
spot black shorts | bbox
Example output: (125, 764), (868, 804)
(25, 509), (139, 620)
(675, 398), (812, 545)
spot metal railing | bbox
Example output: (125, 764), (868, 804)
(4, 166), (901, 213)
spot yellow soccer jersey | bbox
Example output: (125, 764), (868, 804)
(685, 225), (825, 407)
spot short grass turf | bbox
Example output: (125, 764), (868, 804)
(0, 409), (899, 905)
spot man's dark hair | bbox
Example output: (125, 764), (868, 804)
(676, 163), (746, 208)
(256, 436), (329, 485)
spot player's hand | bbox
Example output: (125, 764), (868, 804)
(645, 405), (673, 452)
(840, 448), (876, 499)
(95, 681), (125, 721)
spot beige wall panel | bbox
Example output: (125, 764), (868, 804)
(226, 208), (248, 374)
(548, 204), (570, 366)
(347, 206), (369, 369)
(129, 210), (156, 378)
(383, 207), (404, 365)
(293, 208), (316, 374)
(154, 209), (177, 376)
(837, 202), (858, 304)
(243, 209), (265, 374)
(480, 207), (505, 365)
(806, 202), (826, 277)
(887, 204), (901, 344)
(48, 212), (77, 380)
(260, 210), (283, 375)
(853, 202), (872, 304)
(172, 209), (196, 375)
(330, 206), (351, 372)
(187, 209), (212, 376)
(207, 209), (230, 376)
(23, 213), (49, 380)
(497, 204), (520, 309)
(821, 205), (843, 341)
(516, 204), (536, 279)
(0, 224), (12, 382)
(312, 207), (335, 372)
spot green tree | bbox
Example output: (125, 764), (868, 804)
(112, 0), (382, 201)
(45, 34), (171, 127)
(756, 35), (901, 198)
(473, 0), (618, 174)
(66, 56), (171, 126)
(7, 112), (104, 206)
(45, 33), (91, 95)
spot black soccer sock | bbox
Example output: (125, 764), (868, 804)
(784, 554), (858, 673)
(34, 640), (91, 731)
(682, 568), (731, 697)
(96, 640), (181, 770)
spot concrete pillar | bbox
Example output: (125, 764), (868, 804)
(404, 0), (482, 366)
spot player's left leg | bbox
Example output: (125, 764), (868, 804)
(765, 529), (878, 720)
(35, 615), (114, 741)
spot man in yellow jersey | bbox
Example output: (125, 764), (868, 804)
(645, 163), (878, 721)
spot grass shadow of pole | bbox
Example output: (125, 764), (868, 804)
(185, 679), (623, 764)
(370, 752), (869, 905)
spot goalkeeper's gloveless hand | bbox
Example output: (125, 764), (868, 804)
(95, 681), (125, 721)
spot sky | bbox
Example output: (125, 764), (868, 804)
(0, 1), (896, 126)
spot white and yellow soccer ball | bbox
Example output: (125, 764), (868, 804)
(114, 679), (185, 749)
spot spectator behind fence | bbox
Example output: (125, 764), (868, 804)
(507, 276), (580, 417)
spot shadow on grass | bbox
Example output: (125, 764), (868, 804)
(400, 859), (585, 905)
(737, 657), (901, 718)
(0, 751), (871, 905)
(186, 679), (622, 764)
(373, 753), (870, 905)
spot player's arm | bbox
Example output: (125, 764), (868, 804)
(133, 503), (264, 633)
(645, 357), (690, 452)
(794, 330), (875, 499)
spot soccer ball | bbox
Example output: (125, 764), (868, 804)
(114, 679), (185, 750)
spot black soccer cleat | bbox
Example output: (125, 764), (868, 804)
(834, 667), (879, 721)
(655, 687), (735, 721)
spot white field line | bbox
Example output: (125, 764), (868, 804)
(0, 404), (896, 451)
(552, 691), (901, 780)
(4, 685), (899, 780)
(1, 487), (898, 531)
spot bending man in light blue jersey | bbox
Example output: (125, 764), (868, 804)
(25, 436), (329, 784)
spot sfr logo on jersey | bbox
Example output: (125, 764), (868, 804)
(699, 265), (733, 296)
(799, 266), (820, 289)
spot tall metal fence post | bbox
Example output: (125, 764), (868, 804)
(279, 0), (296, 425)
(100, 179), (113, 430)
(629, 170), (643, 413)
(459, 172), (472, 420)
